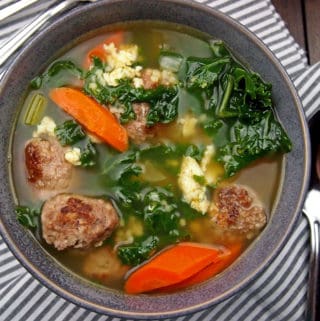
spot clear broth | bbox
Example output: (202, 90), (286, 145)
(11, 21), (283, 291)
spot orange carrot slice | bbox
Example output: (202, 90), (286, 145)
(124, 242), (221, 294)
(49, 87), (128, 152)
(84, 31), (124, 69)
(160, 242), (243, 292)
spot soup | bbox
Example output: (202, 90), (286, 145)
(11, 22), (291, 294)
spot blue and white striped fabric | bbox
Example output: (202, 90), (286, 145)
(1, 1), (319, 320)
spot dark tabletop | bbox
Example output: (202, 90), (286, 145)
(272, 0), (320, 65)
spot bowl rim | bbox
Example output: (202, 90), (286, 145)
(0, 0), (311, 318)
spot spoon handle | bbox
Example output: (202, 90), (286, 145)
(305, 216), (319, 321)
(0, 0), (77, 68)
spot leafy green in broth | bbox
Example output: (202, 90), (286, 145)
(11, 21), (289, 292)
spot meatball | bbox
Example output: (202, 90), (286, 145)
(209, 185), (267, 234)
(25, 137), (72, 190)
(82, 246), (129, 286)
(124, 102), (155, 144)
(41, 194), (119, 250)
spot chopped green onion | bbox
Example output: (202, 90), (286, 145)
(24, 93), (47, 125)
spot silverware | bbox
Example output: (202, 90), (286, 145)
(0, 0), (98, 70)
(0, 0), (40, 21)
(303, 145), (320, 321)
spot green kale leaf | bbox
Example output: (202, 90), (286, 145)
(213, 69), (273, 120)
(110, 182), (142, 210)
(15, 206), (40, 230)
(55, 119), (97, 168)
(102, 146), (203, 265)
(79, 141), (97, 167)
(145, 86), (179, 126)
(117, 236), (159, 266)
(140, 143), (205, 162)
(216, 111), (292, 176)
(170, 41), (292, 177)
(142, 187), (180, 237)
(139, 143), (205, 175)
(178, 42), (272, 122)
(209, 40), (231, 58)
(115, 186), (190, 266)
(31, 60), (83, 89)
(184, 57), (231, 90)
(103, 150), (142, 182)
(83, 60), (179, 125)
(55, 120), (86, 146)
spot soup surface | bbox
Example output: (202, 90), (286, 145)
(11, 22), (291, 293)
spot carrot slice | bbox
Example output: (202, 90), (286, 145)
(84, 31), (124, 69)
(124, 242), (220, 294)
(49, 87), (128, 152)
(160, 242), (243, 292)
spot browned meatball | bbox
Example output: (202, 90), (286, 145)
(82, 246), (129, 286)
(209, 185), (267, 234)
(41, 194), (119, 250)
(25, 137), (72, 190)
(124, 102), (155, 144)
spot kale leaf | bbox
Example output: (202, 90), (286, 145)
(170, 40), (292, 177)
(217, 111), (292, 176)
(55, 120), (86, 146)
(31, 60), (83, 89)
(114, 184), (201, 266)
(83, 77), (137, 123)
(117, 236), (159, 266)
(202, 118), (223, 136)
(55, 119), (97, 168)
(15, 206), (40, 230)
(115, 186), (187, 266)
(139, 143), (205, 175)
(184, 144), (206, 162)
(142, 187), (180, 236)
(212, 70), (272, 120)
(83, 59), (179, 125)
(184, 57), (231, 91)
(103, 150), (142, 182)
(183, 59), (273, 121)
(110, 182), (142, 210)
(79, 141), (97, 167)
(145, 86), (179, 126)
(209, 40), (231, 58)
(102, 146), (204, 266)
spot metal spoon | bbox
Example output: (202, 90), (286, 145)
(303, 144), (320, 321)
(0, 0), (98, 70)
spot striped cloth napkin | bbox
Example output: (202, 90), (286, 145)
(1, 0), (319, 320)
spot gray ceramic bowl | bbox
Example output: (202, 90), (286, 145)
(0, 0), (310, 319)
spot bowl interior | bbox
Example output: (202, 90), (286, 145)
(0, 0), (310, 318)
